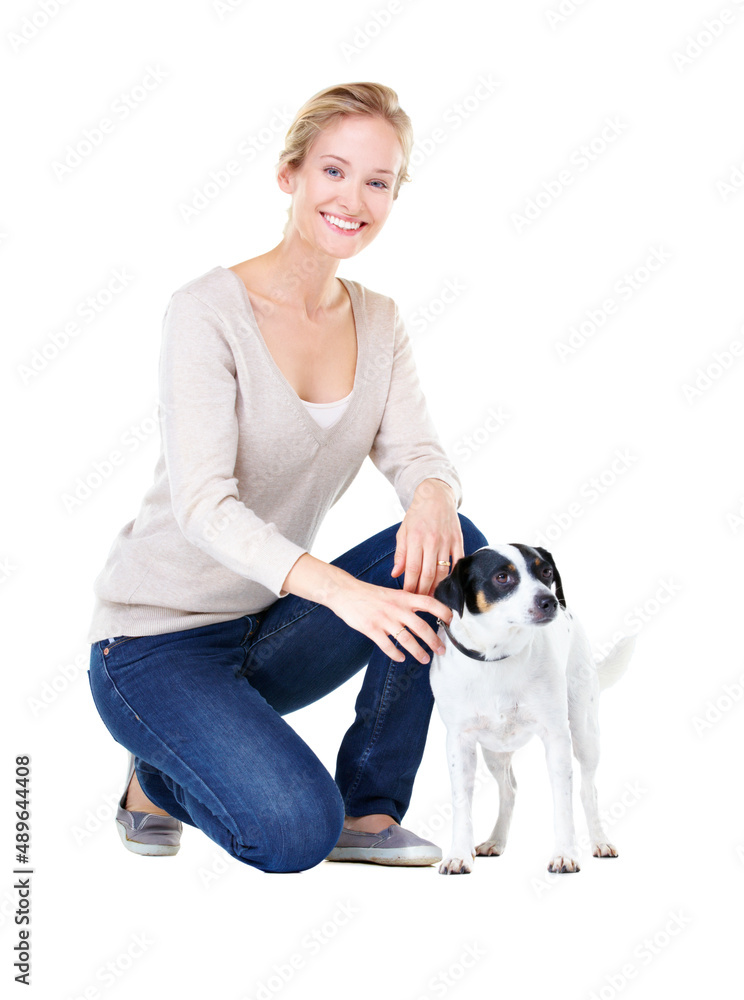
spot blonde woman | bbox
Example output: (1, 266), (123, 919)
(87, 82), (488, 872)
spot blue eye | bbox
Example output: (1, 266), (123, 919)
(324, 166), (387, 188)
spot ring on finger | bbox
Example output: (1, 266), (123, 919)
(393, 626), (408, 639)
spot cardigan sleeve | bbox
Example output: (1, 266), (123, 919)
(158, 289), (307, 597)
(368, 301), (463, 511)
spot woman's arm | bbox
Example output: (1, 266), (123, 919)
(281, 551), (450, 664)
(159, 289), (308, 596)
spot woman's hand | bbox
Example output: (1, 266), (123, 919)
(326, 575), (450, 664)
(391, 478), (464, 597)
(281, 552), (452, 664)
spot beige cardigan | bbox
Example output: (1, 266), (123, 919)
(87, 265), (462, 643)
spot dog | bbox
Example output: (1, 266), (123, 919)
(429, 544), (633, 875)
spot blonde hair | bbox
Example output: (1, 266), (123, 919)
(276, 82), (413, 232)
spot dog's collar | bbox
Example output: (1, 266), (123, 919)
(436, 619), (512, 663)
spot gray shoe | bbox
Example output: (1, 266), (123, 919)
(115, 753), (182, 857)
(325, 824), (441, 866)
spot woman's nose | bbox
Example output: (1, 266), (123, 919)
(337, 185), (365, 215)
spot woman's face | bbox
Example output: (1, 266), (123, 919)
(280, 114), (404, 259)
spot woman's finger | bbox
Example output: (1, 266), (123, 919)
(391, 523), (408, 580)
(416, 538), (441, 598)
(387, 607), (447, 662)
(377, 631), (407, 663)
(427, 550), (453, 597)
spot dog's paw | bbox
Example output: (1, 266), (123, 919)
(547, 855), (580, 873)
(475, 839), (504, 857)
(592, 842), (619, 858)
(438, 855), (474, 875)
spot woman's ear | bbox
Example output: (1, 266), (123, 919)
(276, 162), (295, 196)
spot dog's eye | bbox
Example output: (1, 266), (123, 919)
(541, 566), (553, 581)
(494, 572), (510, 585)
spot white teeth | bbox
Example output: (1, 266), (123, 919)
(323, 213), (362, 230)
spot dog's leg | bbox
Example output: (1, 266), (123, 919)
(571, 707), (618, 859)
(542, 730), (580, 873)
(439, 730), (478, 875)
(475, 750), (516, 857)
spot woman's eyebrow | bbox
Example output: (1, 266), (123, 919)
(319, 154), (395, 176)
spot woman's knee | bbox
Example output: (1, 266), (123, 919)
(233, 770), (345, 874)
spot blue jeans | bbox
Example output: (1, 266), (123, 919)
(88, 513), (488, 873)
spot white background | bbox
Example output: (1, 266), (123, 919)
(3, 1), (743, 997)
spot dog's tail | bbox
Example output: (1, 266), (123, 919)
(596, 635), (635, 692)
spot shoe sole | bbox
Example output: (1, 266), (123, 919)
(115, 819), (180, 857)
(325, 846), (440, 866)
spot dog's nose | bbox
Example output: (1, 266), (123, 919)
(537, 593), (558, 613)
(531, 593), (558, 623)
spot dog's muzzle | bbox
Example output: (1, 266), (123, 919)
(529, 592), (559, 624)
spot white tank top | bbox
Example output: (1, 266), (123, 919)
(300, 389), (353, 429)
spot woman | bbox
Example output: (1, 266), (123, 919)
(87, 82), (489, 873)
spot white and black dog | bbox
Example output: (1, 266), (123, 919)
(430, 544), (633, 875)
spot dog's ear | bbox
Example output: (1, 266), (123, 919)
(534, 546), (567, 608)
(433, 556), (471, 618)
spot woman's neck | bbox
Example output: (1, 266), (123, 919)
(256, 235), (343, 320)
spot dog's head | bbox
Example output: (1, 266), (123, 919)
(434, 544), (566, 644)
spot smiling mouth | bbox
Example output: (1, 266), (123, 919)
(321, 212), (367, 233)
